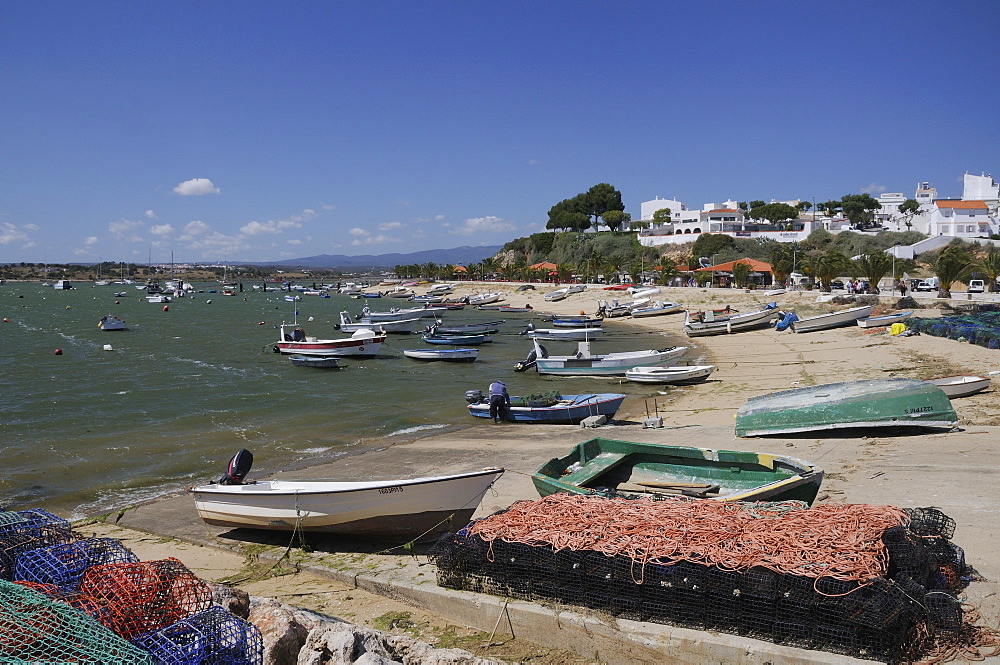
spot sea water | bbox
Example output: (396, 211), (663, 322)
(0, 283), (685, 518)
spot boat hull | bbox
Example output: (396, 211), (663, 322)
(532, 438), (823, 505)
(791, 305), (875, 333)
(468, 393), (626, 424)
(857, 311), (913, 328)
(193, 469), (503, 539)
(928, 375), (991, 398)
(735, 378), (957, 437)
(527, 327), (603, 341)
(289, 355), (341, 368)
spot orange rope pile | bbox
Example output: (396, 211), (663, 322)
(467, 494), (908, 582)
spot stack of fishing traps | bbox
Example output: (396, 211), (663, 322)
(431, 494), (971, 661)
(0, 507), (262, 664)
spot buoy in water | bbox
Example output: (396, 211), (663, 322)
(2, 318), (8, 322)
(115, 300), (120, 304)
(103, 344), (113, 352)
(162, 305), (169, 312)
(206, 299), (212, 304)
(66, 305), (71, 310)
(54, 349), (63, 355)
(258, 321), (265, 325)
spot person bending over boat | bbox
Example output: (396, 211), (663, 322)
(489, 380), (510, 423)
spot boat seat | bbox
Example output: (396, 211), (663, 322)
(563, 452), (627, 485)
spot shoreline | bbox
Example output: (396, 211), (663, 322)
(69, 281), (1000, 661)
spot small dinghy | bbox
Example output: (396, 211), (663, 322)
(624, 365), (715, 385)
(857, 310), (913, 328)
(403, 348), (478, 362)
(289, 355), (342, 369)
(927, 374), (991, 399)
(192, 450), (503, 539)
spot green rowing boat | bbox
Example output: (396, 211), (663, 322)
(532, 437), (823, 505)
(735, 378), (958, 437)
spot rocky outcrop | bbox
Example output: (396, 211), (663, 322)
(247, 597), (493, 665)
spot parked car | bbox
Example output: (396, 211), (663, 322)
(968, 279), (985, 293)
(915, 279), (939, 292)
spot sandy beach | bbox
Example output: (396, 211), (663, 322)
(81, 281), (1000, 662)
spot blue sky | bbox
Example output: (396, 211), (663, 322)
(3, 1), (998, 264)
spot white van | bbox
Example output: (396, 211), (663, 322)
(968, 279), (985, 293)
(915, 277), (939, 292)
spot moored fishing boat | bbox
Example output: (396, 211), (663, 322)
(515, 339), (687, 376)
(857, 310), (914, 328)
(98, 314), (125, 331)
(422, 332), (491, 345)
(192, 454), (504, 539)
(522, 324), (603, 341)
(274, 324), (386, 357)
(927, 374), (991, 399)
(735, 378), (957, 437)
(532, 437), (823, 504)
(429, 320), (504, 334)
(790, 304), (875, 333)
(682, 304), (779, 337)
(630, 301), (683, 318)
(338, 311), (419, 333)
(548, 316), (603, 328)
(466, 292), (503, 306)
(624, 364), (715, 384)
(466, 392), (626, 424)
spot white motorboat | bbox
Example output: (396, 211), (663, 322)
(791, 305), (875, 333)
(386, 287), (416, 298)
(630, 301), (683, 318)
(98, 315), (125, 331)
(927, 375), (991, 399)
(192, 463), (504, 539)
(522, 324), (603, 341)
(624, 365), (716, 385)
(857, 310), (913, 328)
(402, 348), (479, 362)
(426, 284), (456, 295)
(338, 311), (419, 334)
(274, 324), (386, 357)
(682, 306), (779, 337)
(145, 294), (171, 303)
(467, 292), (503, 306)
(544, 287), (570, 301)
(627, 286), (660, 300)
(516, 339), (688, 376)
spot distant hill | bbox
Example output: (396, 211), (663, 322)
(260, 246), (504, 270)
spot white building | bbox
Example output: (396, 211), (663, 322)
(928, 200), (996, 238)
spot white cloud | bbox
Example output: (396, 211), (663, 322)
(287, 239), (302, 245)
(108, 218), (145, 241)
(861, 183), (886, 195)
(150, 224), (175, 237)
(350, 233), (399, 246)
(180, 220), (209, 239)
(84, 236), (98, 245)
(348, 227), (370, 237)
(241, 221), (279, 235)
(145, 210), (157, 219)
(173, 178), (220, 196)
(378, 221), (402, 231)
(453, 216), (517, 236)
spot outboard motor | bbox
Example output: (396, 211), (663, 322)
(465, 389), (485, 404)
(514, 348), (538, 372)
(218, 449), (253, 485)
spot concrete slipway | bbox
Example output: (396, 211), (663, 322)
(104, 423), (1000, 664)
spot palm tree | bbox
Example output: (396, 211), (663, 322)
(976, 247), (1000, 293)
(934, 245), (973, 299)
(731, 261), (752, 288)
(852, 252), (893, 294)
(807, 251), (851, 292)
(768, 244), (795, 287)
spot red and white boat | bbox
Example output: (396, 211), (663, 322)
(273, 322), (385, 357)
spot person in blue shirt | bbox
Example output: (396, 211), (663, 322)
(488, 380), (510, 423)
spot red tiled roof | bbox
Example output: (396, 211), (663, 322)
(936, 200), (988, 209)
(694, 258), (773, 272)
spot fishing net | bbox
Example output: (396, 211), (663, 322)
(905, 305), (1000, 348)
(0, 509), (75, 581)
(430, 494), (977, 661)
(14, 537), (139, 591)
(0, 579), (154, 663)
(133, 606), (263, 665)
(79, 557), (214, 640)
